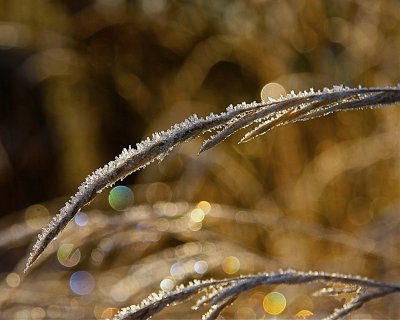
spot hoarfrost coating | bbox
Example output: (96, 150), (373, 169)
(25, 85), (400, 272)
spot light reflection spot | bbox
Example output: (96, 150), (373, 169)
(74, 212), (88, 227)
(261, 82), (286, 101)
(170, 262), (185, 279)
(70, 271), (95, 295)
(31, 307), (46, 320)
(190, 208), (205, 222)
(6, 272), (20, 288)
(57, 244), (81, 268)
(222, 256), (240, 274)
(296, 309), (314, 319)
(91, 248), (104, 265)
(194, 260), (208, 274)
(160, 278), (175, 291)
(100, 307), (119, 319)
(25, 204), (50, 229)
(197, 201), (211, 213)
(108, 186), (134, 211)
(263, 292), (286, 315)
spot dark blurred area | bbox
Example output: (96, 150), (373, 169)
(0, 0), (399, 319)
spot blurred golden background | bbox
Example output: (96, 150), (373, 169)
(0, 0), (399, 319)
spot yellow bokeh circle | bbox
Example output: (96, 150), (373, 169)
(222, 256), (240, 274)
(263, 292), (286, 315)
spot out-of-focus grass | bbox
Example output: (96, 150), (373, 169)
(1, 0), (399, 210)
(0, 0), (399, 319)
(2, 201), (400, 318)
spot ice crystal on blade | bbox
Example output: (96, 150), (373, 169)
(112, 269), (400, 320)
(25, 85), (400, 272)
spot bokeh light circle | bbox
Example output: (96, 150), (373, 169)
(6, 273), (20, 288)
(190, 208), (205, 222)
(25, 204), (50, 229)
(263, 292), (286, 315)
(222, 256), (240, 274)
(31, 307), (46, 319)
(160, 278), (175, 291)
(108, 186), (134, 211)
(57, 244), (81, 267)
(197, 201), (211, 213)
(101, 307), (119, 319)
(74, 212), (88, 227)
(170, 262), (185, 279)
(296, 309), (314, 319)
(260, 82), (286, 101)
(194, 260), (208, 274)
(69, 271), (95, 295)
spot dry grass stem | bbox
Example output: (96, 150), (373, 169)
(113, 269), (400, 320)
(25, 85), (400, 273)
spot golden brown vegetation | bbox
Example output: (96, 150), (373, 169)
(0, 1), (399, 319)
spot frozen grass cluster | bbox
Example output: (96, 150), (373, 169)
(23, 85), (400, 319)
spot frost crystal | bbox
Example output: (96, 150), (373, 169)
(25, 85), (400, 273)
